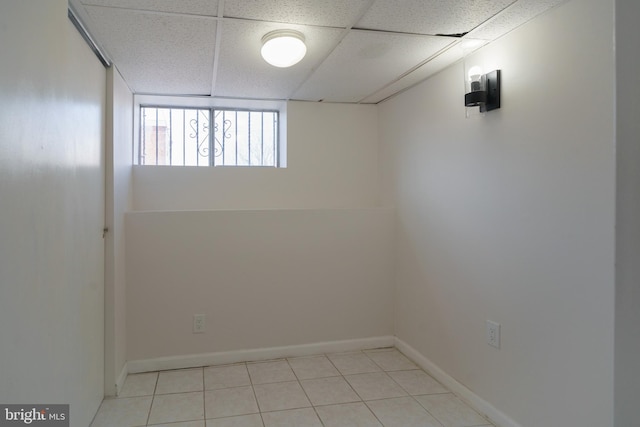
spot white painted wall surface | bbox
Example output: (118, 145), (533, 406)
(614, 0), (640, 425)
(379, 0), (615, 426)
(0, 1), (106, 426)
(132, 101), (380, 210)
(126, 208), (394, 361)
(126, 100), (390, 362)
(104, 67), (133, 395)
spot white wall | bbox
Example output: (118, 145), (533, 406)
(0, 1), (106, 426)
(379, 0), (615, 426)
(104, 66), (133, 395)
(614, 0), (640, 425)
(121, 33), (388, 370)
(126, 100), (393, 362)
(132, 101), (380, 211)
(126, 208), (394, 361)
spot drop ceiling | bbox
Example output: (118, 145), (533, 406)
(69, 0), (567, 103)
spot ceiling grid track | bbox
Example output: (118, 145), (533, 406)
(286, 0), (378, 101)
(356, 38), (461, 104)
(210, 0), (226, 97)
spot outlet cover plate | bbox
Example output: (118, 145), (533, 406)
(486, 320), (500, 349)
(193, 314), (205, 333)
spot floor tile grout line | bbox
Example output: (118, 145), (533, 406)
(343, 369), (410, 402)
(378, 349), (450, 427)
(339, 371), (368, 406)
(326, 350), (383, 376)
(145, 372), (160, 426)
(411, 393), (453, 427)
(286, 354), (341, 381)
(329, 352), (366, 404)
(201, 366), (206, 424)
(410, 388), (495, 426)
(355, 348), (446, 427)
(152, 390), (210, 396)
(246, 361), (266, 426)
(384, 364), (426, 397)
(284, 356), (327, 425)
(362, 348), (387, 372)
(323, 351), (345, 377)
(249, 378), (303, 386)
(365, 347), (420, 373)
(361, 399), (394, 427)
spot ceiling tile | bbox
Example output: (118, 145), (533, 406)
(356, 0), (516, 35)
(214, 20), (344, 99)
(293, 30), (455, 103)
(84, 6), (217, 95)
(223, 0), (372, 27)
(467, 0), (568, 40)
(80, 0), (219, 16)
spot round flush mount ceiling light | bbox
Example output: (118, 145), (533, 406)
(261, 30), (307, 68)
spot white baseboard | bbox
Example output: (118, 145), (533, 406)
(115, 363), (129, 396)
(127, 336), (395, 374)
(394, 338), (522, 427)
(124, 335), (519, 427)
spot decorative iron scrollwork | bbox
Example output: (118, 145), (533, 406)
(213, 111), (233, 158)
(190, 110), (210, 158)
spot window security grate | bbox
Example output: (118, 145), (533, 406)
(140, 107), (279, 167)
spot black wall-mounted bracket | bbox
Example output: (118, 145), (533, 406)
(480, 70), (501, 112)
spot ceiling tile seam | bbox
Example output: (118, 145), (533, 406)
(210, 0), (225, 97)
(348, 0), (521, 41)
(350, 26), (465, 38)
(355, 39), (461, 104)
(364, 85), (411, 105)
(463, 0), (521, 39)
(528, 1), (572, 24)
(218, 15), (347, 31)
(288, 97), (363, 105)
(285, 0), (377, 100)
(82, 4), (221, 20)
(469, 0), (570, 41)
(350, 0), (379, 29)
(363, 70), (443, 105)
(285, 27), (350, 100)
(369, 50), (477, 105)
(350, 27), (472, 40)
(214, 17), (471, 37)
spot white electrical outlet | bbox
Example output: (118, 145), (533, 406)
(486, 320), (500, 349)
(193, 314), (205, 333)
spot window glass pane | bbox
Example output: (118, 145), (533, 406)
(141, 107), (210, 166)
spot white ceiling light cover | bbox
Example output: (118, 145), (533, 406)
(261, 30), (307, 67)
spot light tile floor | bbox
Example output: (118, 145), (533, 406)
(90, 348), (495, 427)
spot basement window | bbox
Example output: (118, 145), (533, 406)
(138, 106), (279, 167)
(138, 105), (281, 167)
